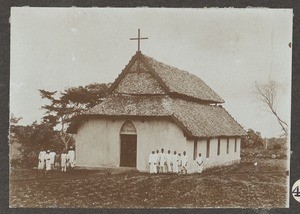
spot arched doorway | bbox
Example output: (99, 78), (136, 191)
(120, 121), (137, 167)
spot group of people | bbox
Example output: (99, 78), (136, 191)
(37, 146), (76, 173)
(148, 148), (204, 175)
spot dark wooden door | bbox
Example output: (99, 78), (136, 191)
(120, 134), (137, 167)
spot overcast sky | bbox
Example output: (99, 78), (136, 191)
(10, 7), (292, 138)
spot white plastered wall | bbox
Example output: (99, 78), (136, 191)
(75, 118), (241, 173)
(75, 118), (194, 171)
(196, 137), (241, 169)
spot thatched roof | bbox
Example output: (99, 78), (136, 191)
(142, 54), (225, 103)
(109, 52), (224, 103)
(68, 52), (245, 138)
(113, 72), (165, 95)
(69, 94), (245, 138)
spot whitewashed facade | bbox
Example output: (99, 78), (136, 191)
(69, 51), (245, 173)
(75, 118), (241, 172)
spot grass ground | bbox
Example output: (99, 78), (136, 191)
(9, 156), (288, 208)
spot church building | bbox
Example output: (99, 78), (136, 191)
(68, 50), (246, 173)
(68, 30), (246, 172)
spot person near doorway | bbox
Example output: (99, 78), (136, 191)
(196, 153), (204, 174)
(160, 148), (167, 173)
(155, 149), (160, 173)
(181, 151), (188, 174)
(177, 153), (182, 175)
(166, 150), (172, 173)
(148, 151), (156, 174)
(172, 151), (179, 174)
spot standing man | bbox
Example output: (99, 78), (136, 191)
(67, 146), (76, 171)
(166, 150), (172, 173)
(181, 151), (188, 174)
(38, 148), (46, 170)
(49, 149), (56, 170)
(172, 151), (179, 174)
(177, 153), (182, 175)
(196, 153), (204, 174)
(61, 150), (67, 172)
(160, 148), (167, 173)
(45, 150), (52, 173)
(148, 151), (156, 174)
(155, 149), (160, 173)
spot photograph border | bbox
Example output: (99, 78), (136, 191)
(1, 0), (299, 213)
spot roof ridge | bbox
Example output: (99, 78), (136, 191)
(139, 54), (170, 93)
(107, 52), (139, 94)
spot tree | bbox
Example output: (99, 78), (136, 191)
(241, 128), (264, 148)
(39, 83), (109, 149)
(9, 114), (23, 161)
(10, 120), (63, 168)
(254, 80), (288, 138)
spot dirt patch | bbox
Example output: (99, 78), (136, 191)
(9, 157), (288, 208)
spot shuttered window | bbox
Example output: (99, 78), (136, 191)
(234, 138), (237, 153)
(193, 140), (197, 160)
(227, 138), (229, 154)
(206, 139), (210, 158)
(217, 138), (220, 156)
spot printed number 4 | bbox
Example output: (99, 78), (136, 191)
(292, 186), (300, 197)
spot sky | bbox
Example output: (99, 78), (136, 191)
(10, 7), (293, 138)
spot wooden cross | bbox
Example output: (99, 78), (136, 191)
(130, 29), (148, 52)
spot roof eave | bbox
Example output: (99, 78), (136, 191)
(168, 92), (224, 104)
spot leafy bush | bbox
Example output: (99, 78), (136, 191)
(241, 129), (264, 148)
(10, 121), (65, 169)
(267, 137), (287, 150)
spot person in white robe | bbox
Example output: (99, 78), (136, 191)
(38, 149), (46, 170)
(181, 151), (188, 174)
(152, 151), (158, 174)
(67, 146), (75, 170)
(166, 150), (172, 173)
(159, 148), (167, 173)
(148, 151), (156, 174)
(49, 150), (56, 170)
(61, 150), (67, 172)
(172, 151), (179, 174)
(155, 149), (160, 173)
(45, 150), (52, 172)
(177, 153), (182, 174)
(196, 153), (204, 174)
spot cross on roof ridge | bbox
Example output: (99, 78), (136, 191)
(130, 29), (148, 52)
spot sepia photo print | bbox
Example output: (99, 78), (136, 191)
(9, 7), (292, 208)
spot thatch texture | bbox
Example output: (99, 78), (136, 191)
(85, 95), (171, 116)
(109, 52), (224, 103)
(172, 99), (245, 137)
(69, 52), (245, 138)
(129, 60), (149, 73)
(77, 95), (245, 138)
(142, 55), (224, 103)
(113, 72), (165, 94)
